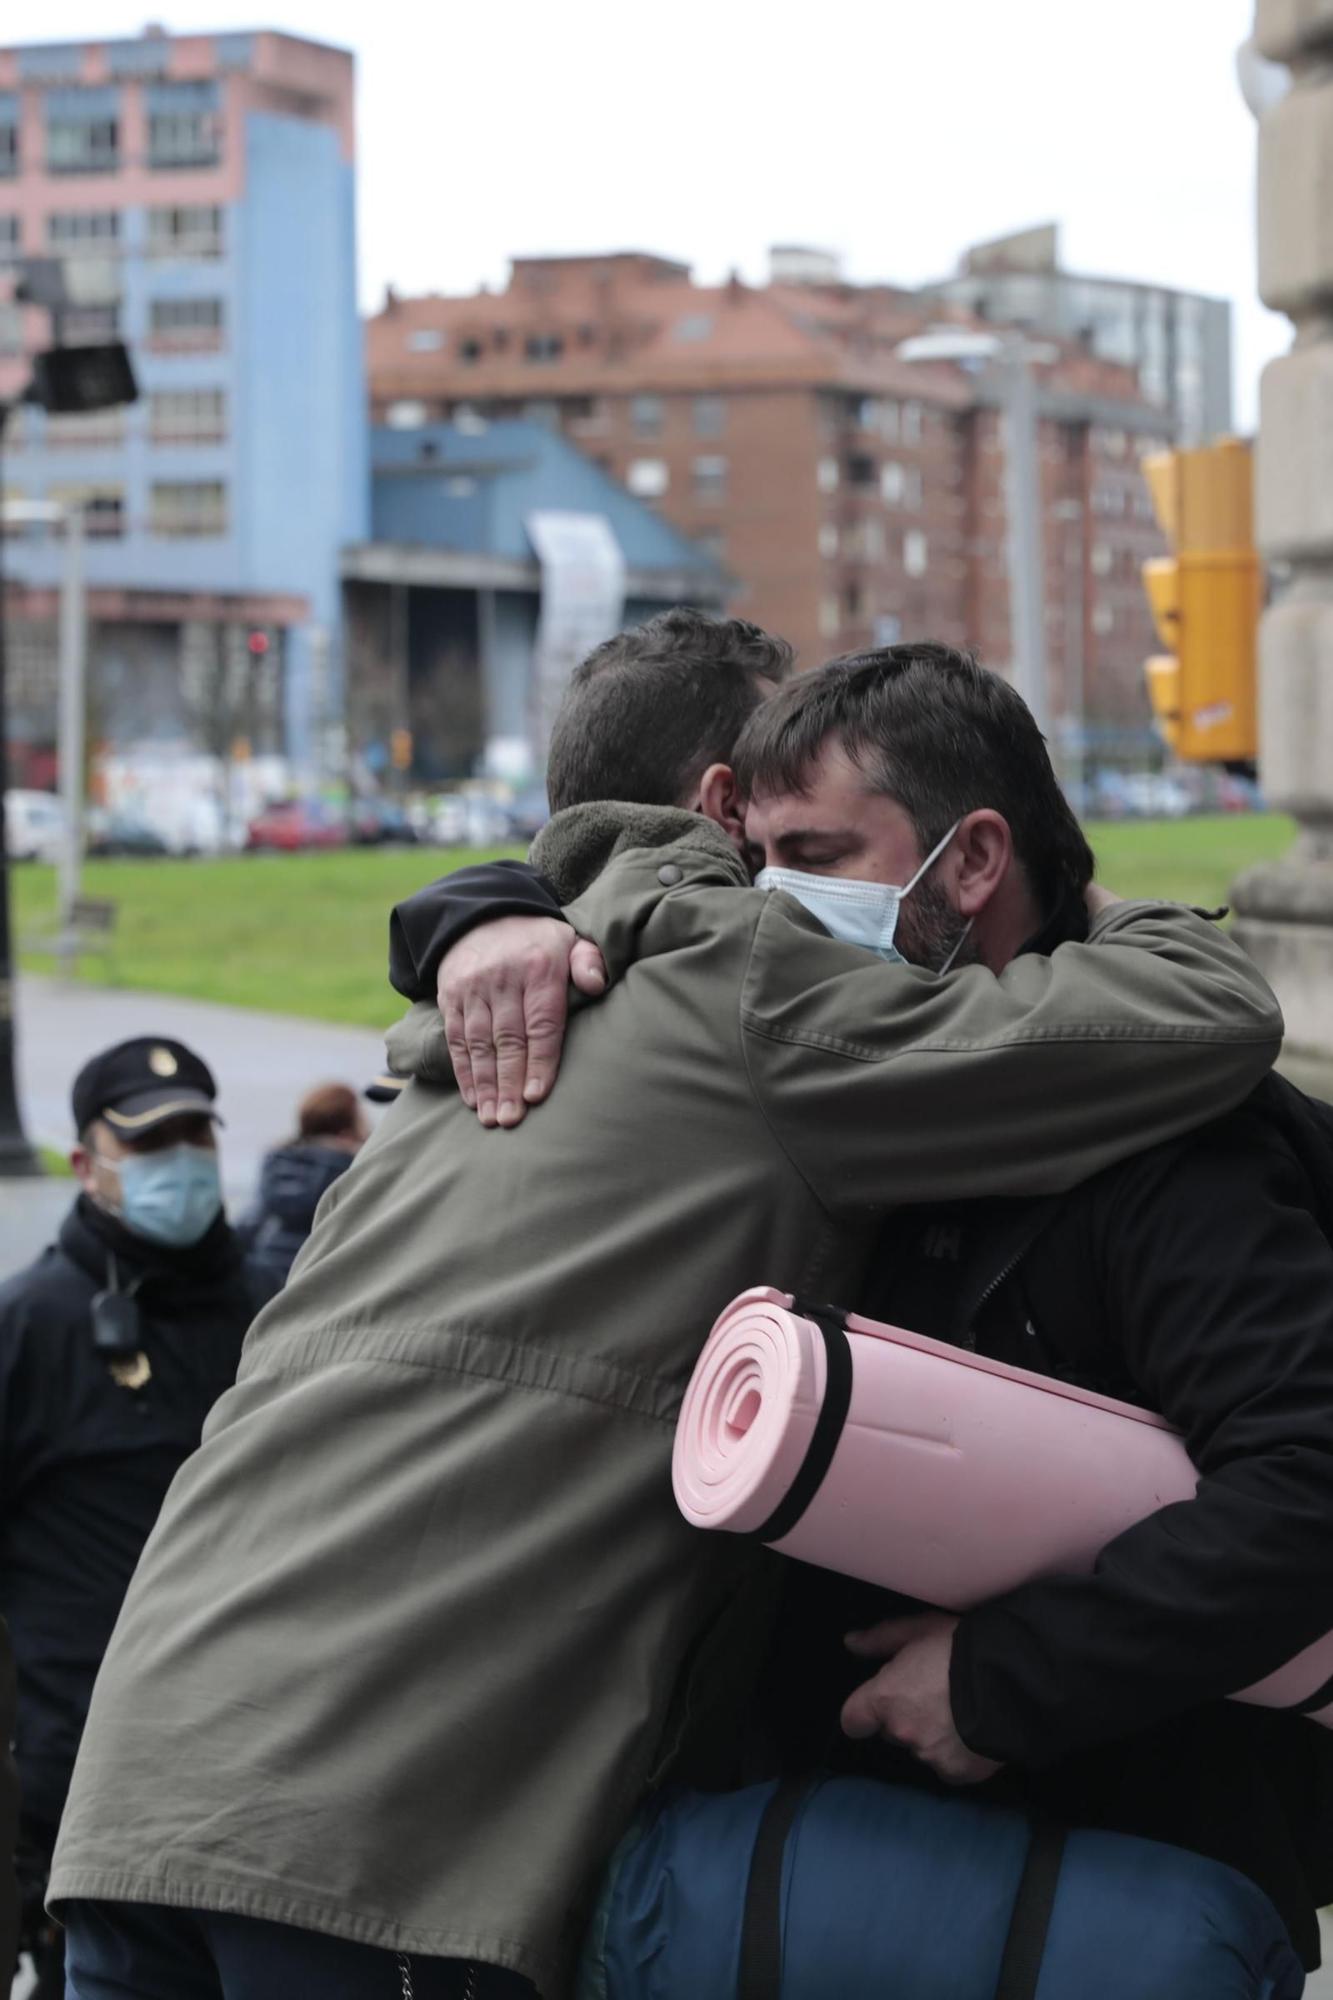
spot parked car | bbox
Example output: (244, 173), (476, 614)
(349, 800), (419, 847)
(4, 789), (65, 863)
(86, 810), (171, 859)
(245, 801), (348, 852)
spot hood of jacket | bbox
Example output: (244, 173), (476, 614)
(385, 802), (748, 1086)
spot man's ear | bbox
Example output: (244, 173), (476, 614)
(696, 763), (747, 851)
(950, 810), (1013, 918)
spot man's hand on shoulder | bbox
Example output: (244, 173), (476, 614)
(440, 916), (608, 1127)
(841, 1612), (1002, 1786)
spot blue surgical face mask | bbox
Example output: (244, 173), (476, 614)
(103, 1143), (224, 1248)
(755, 818), (968, 968)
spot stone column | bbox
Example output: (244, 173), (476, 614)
(1231, 0), (1333, 1058)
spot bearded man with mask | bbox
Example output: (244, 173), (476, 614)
(0, 1036), (255, 1997)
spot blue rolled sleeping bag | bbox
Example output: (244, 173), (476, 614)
(577, 1775), (1304, 2000)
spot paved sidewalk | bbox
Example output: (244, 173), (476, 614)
(3, 974), (394, 1279)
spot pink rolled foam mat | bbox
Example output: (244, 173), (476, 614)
(672, 1287), (1333, 1726)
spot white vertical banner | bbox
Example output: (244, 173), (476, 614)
(526, 511), (626, 769)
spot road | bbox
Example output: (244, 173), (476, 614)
(2, 973), (394, 1279)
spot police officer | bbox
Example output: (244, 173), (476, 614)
(0, 1038), (257, 1997)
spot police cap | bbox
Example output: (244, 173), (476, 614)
(72, 1037), (222, 1139)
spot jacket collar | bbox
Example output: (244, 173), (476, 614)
(529, 802), (745, 904)
(60, 1192), (244, 1296)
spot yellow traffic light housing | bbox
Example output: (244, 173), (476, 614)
(1140, 437), (1261, 766)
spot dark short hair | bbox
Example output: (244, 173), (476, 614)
(545, 607), (793, 812)
(731, 642), (1095, 910)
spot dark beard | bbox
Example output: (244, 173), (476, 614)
(896, 877), (978, 973)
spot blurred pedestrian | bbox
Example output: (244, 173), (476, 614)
(240, 1083), (369, 1303)
(0, 1038), (256, 1998)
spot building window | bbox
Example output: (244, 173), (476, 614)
(147, 82), (222, 169)
(151, 479), (227, 537)
(50, 487), (125, 537)
(901, 401), (923, 446)
(47, 94), (120, 175)
(880, 461), (905, 505)
(878, 400), (900, 443)
(818, 523), (839, 559)
(626, 458), (669, 499)
(817, 457), (839, 494)
(846, 518), (885, 562)
(148, 206), (224, 259)
(0, 120), (16, 178)
(386, 399), (428, 429)
(407, 328), (445, 352)
(148, 110), (221, 169)
(903, 466), (923, 511)
(48, 210), (120, 246)
(1090, 542), (1113, 577)
(459, 337), (483, 363)
(844, 581), (863, 619)
(46, 406), (125, 447)
(819, 595), (841, 640)
(524, 332), (563, 363)
(693, 395), (725, 439)
(148, 296), (224, 350)
(0, 216), (18, 256)
(903, 529), (928, 577)
(0, 303), (22, 356)
(693, 454), (727, 503)
(63, 303), (120, 342)
(631, 394), (663, 439)
(566, 396), (608, 435)
(846, 453), (876, 489)
(149, 388), (226, 445)
(1091, 604), (1115, 637)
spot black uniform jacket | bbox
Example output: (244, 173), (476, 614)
(0, 1197), (254, 1837)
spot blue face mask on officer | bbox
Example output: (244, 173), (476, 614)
(99, 1143), (224, 1248)
(754, 818), (973, 971)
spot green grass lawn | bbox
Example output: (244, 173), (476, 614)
(11, 816), (1296, 1028)
(13, 846), (522, 1028)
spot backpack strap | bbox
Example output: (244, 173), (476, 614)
(736, 1775), (819, 2000)
(994, 1820), (1067, 2000)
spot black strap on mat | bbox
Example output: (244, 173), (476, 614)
(747, 1298), (853, 1546)
(737, 1775), (818, 2000)
(994, 1820), (1067, 2000)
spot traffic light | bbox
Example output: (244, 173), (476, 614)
(1140, 437), (1262, 766)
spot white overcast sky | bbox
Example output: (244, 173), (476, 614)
(39, 0), (1286, 427)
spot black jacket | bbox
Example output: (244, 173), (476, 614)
(0, 1198), (255, 1840)
(390, 863), (1333, 1965)
(1, 1619), (16, 1978)
(238, 1142), (356, 1305)
(766, 1072), (1333, 1968)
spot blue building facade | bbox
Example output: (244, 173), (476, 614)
(0, 30), (366, 777)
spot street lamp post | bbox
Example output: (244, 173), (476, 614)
(0, 397), (38, 1174)
(895, 328), (1054, 741)
(0, 318), (138, 1178)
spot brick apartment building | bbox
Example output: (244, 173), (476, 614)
(367, 250), (1175, 749)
